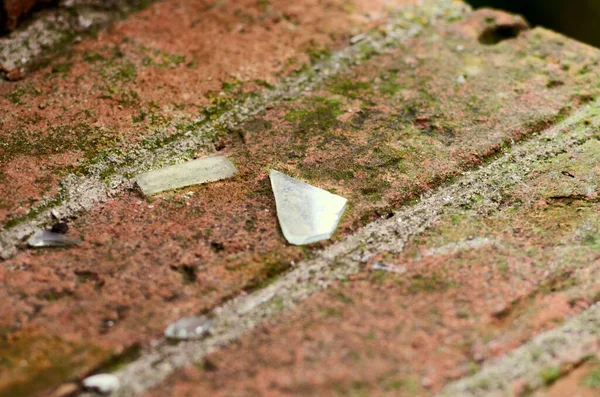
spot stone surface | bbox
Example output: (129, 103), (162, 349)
(136, 156), (237, 196)
(270, 170), (347, 245)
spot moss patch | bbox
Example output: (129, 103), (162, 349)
(0, 331), (108, 397)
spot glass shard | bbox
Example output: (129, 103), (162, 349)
(82, 374), (120, 394)
(27, 230), (81, 247)
(136, 155), (237, 196)
(164, 316), (212, 340)
(270, 170), (348, 245)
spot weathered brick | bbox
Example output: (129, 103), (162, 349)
(2, 1), (600, 396)
(143, 104), (600, 397)
(0, 0), (417, 225)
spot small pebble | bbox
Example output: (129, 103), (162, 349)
(456, 75), (466, 84)
(165, 316), (212, 340)
(421, 376), (433, 388)
(82, 374), (120, 395)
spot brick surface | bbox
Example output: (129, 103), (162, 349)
(143, 118), (600, 396)
(2, 1), (600, 396)
(0, 0), (413, 225)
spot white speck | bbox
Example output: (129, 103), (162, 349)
(456, 75), (466, 84)
(456, 45), (464, 51)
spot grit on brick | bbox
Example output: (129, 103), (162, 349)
(2, 4), (600, 397)
(0, 0), (415, 224)
(144, 122), (600, 397)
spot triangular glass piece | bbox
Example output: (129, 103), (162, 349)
(27, 230), (81, 247)
(270, 170), (347, 245)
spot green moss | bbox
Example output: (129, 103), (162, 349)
(244, 259), (292, 292)
(357, 42), (379, 61)
(285, 97), (344, 133)
(407, 274), (454, 294)
(285, 109), (310, 122)
(0, 123), (120, 165)
(92, 343), (142, 373)
(3, 191), (66, 230)
(537, 270), (577, 294)
(116, 61), (137, 82)
(141, 46), (186, 68)
(4, 84), (41, 105)
(254, 79), (274, 89)
(330, 290), (353, 304)
(372, 146), (406, 168)
(221, 78), (242, 93)
(83, 51), (106, 63)
(201, 92), (239, 121)
(51, 61), (72, 74)
(268, 296), (285, 312)
(306, 43), (332, 64)
(582, 231), (600, 252)
(319, 307), (342, 318)
(583, 367), (600, 388)
(379, 82), (401, 96)
(118, 89), (141, 107)
(369, 270), (394, 285)
(383, 376), (420, 394)
(0, 333), (107, 397)
(539, 366), (561, 385)
(496, 258), (509, 273)
(329, 79), (371, 99)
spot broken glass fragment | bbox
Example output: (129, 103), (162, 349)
(164, 316), (212, 340)
(270, 170), (347, 245)
(27, 230), (81, 247)
(82, 374), (120, 395)
(136, 156), (237, 195)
